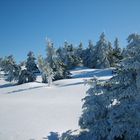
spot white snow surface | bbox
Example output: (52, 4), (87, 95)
(0, 67), (113, 140)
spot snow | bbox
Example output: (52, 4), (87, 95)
(71, 67), (113, 80)
(0, 68), (113, 140)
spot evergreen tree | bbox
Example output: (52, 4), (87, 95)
(107, 41), (114, 66)
(88, 40), (95, 68)
(74, 42), (83, 66)
(53, 58), (70, 80)
(26, 51), (38, 82)
(26, 51), (38, 73)
(2, 55), (21, 82)
(94, 32), (110, 68)
(44, 62), (54, 86)
(77, 42), (83, 59)
(112, 38), (123, 65)
(38, 55), (54, 86)
(46, 40), (70, 80)
(83, 40), (95, 68)
(18, 69), (29, 84)
(46, 39), (56, 68)
(60, 41), (81, 69)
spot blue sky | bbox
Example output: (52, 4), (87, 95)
(0, 0), (140, 62)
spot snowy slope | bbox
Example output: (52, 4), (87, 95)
(0, 68), (113, 140)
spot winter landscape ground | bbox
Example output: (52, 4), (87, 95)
(0, 68), (112, 140)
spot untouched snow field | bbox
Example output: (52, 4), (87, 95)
(0, 68), (113, 140)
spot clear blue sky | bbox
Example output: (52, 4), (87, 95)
(0, 0), (140, 62)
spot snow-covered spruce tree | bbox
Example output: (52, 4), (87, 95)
(112, 38), (123, 65)
(74, 42), (84, 66)
(82, 40), (95, 68)
(65, 43), (76, 69)
(107, 41), (114, 67)
(53, 58), (70, 80)
(2, 55), (21, 82)
(18, 69), (29, 84)
(76, 42), (83, 59)
(46, 39), (56, 68)
(26, 51), (38, 82)
(60, 41), (82, 69)
(43, 62), (54, 86)
(94, 32), (110, 69)
(46, 40), (70, 80)
(38, 55), (54, 86)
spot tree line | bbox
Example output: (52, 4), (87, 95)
(0, 32), (123, 85)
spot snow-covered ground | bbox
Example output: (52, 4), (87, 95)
(0, 68), (113, 140)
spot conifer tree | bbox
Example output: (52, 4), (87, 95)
(44, 62), (54, 86)
(38, 55), (54, 86)
(83, 40), (95, 68)
(77, 42), (83, 59)
(2, 55), (21, 82)
(74, 42), (83, 66)
(94, 32), (110, 68)
(46, 39), (56, 68)
(112, 38), (123, 64)
(46, 39), (70, 80)
(26, 51), (38, 82)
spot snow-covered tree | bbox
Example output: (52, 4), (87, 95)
(107, 41), (114, 66)
(26, 51), (38, 73)
(74, 42), (83, 66)
(76, 42), (83, 59)
(2, 55), (21, 82)
(18, 69), (29, 84)
(26, 51), (38, 82)
(112, 38), (123, 65)
(46, 39), (56, 68)
(38, 55), (54, 86)
(18, 51), (38, 84)
(64, 43), (76, 69)
(83, 40), (95, 68)
(94, 32), (110, 68)
(44, 62), (54, 86)
(57, 41), (81, 69)
(53, 58), (70, 80)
